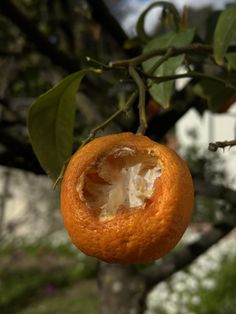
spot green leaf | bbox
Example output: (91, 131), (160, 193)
(143, 29), (195, 108)
(28, 68), (99, 181)
(193, 79), (236, 112)
(225, 53), (236, 70)
(213, 5), (236, 65)
(136, 1), (180, 42)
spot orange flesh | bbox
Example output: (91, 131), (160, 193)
(77, 147), (162, 221)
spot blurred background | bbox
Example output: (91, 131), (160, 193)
(0, 0), (236, 313)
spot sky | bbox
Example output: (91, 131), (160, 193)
(112, 0), (235, 35)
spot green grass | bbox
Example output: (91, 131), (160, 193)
(0, 243), (98, 314)
(18, 280), (99, 314)
(0, 242), (79, 258)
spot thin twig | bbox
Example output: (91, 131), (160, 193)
(129, 65), (147, 135)
(86, 56), (112, 70)
(142, 209), (236, 292)
(52, 162), (68, 190)
(143, 71), (236, 91)
(53, 92), (138, 188)
(109, 44), (236, 68)
(148, 48), (173, 74)
(80, 91), (138, 147)
(208, 140), (236, 152)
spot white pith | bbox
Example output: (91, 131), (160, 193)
(77, 147), (162, 220)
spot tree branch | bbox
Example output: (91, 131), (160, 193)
(141, 180), (236, 292)
(145, 100), (191, 140)
(144, 71), (236, 92)
(142, 211), (236, 292)
(128, 66), (147, 134)
(0, 0), (80, 72)
(208, 140), (236, 152)
(0, 129), (44, 175)
(80, 91), (138, 147)
(194, 178), (236, 205)
(109, 44), (236, 67)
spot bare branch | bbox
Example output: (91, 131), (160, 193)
(128, 66), (147, 135)
(208, 140), (236, 152)
(0, 129), (44, 175)
(141, 180), (236, 292)
(109, 44), (236, 67)
(194, 178), (236, 205)
(142, 212), (236, 292)
(143, 71), (236, 92)
(80, 91), (138, 147)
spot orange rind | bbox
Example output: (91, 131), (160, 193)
(61, 132), (194, 264)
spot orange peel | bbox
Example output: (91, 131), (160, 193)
(61, 132), (194, 264)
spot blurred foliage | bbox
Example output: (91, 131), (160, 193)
(180, 128), (229, 223)
(188, 257), (236, 314)
(0, 243), (97, 314)
(19, 281), (98, 314)
(149, 244), (236, 314)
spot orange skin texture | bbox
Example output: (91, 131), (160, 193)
(61, 133), (194, 264)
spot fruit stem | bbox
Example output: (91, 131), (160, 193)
(129, 65), (147, 135)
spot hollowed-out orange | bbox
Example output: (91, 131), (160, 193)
(60, 132), (194, 264)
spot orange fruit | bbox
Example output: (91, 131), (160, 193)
(61, 132), (194, 264)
